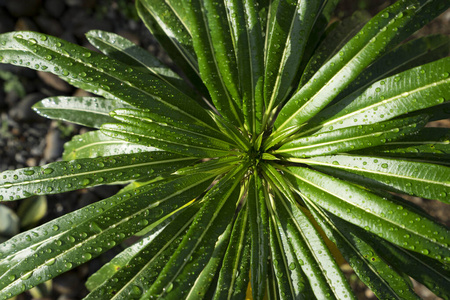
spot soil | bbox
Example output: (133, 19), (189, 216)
(0, 1), (448, 299)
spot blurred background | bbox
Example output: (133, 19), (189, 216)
(0, 0), (448, 299)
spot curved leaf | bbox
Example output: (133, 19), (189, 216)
(306, 202), (420, 300)
(274, 0), (449, 133)
(302, 154), (450, 203)
(0, 173), (214, 299)
(285, 166), (450, 263)
(0, 152), (196, 201)
(274, 114), (427, 157)
(0, 31), (218, 132)
(33, 97), (131, 128)
(146, 163), (248, 298)
(264, 164), (355, 300)
(63, 130), (158, 160)
(309, 57), (450, 135)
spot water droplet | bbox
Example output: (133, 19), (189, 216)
(45, 258), (56, 265)
(24, 170), (35, 175)
(381, 12), (389, 18)
(8, 275), (15, 282)
(43, 168), (54, 174)
(40, 35), (47, 41)
(45, 55), (53, 61)
(65, 262), (73, 269)
(28, 38), (37, 45)
(22, 271), (33, 280)
(52, 225), (59, 231)
(381, 163), (388, 168)
(83, 253), (92, 260)
(131, 285), (142, 296)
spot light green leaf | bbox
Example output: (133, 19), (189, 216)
(63, 130), (158, 160)
(285, 166), (450, 263)
(17, 196), (47, 229)
(0, 173), (214, 299)
(33, 97), (132, 128)
(274, 114), (427, 157)
(274, 0), (449, 133)
(309, 57), (450, 134)
(301, 154), (450, 203)
(0, 152), (196, 201)
(0, 31), (218, 133)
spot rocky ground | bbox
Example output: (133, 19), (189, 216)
(0, 0), (448, 299)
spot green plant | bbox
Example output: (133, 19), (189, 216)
(0, 0), (449, 299)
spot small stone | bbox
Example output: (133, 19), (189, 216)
(9, 93), (46, 122)
(43, 121), (64, 161)
(37, 71), (72, 93)
(15, 17), (40, 32)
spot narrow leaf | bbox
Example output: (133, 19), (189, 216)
(33, 97), (131, 128)
(0, 152), (196, 201)
(285, 166), (450, 263)
(303, 154), (450, 203)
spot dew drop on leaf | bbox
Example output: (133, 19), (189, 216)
(43, 168), (54, 175)
(83, 253), (92, 260)
(23, 170), (35, 175)
(52, 225), (59, 231)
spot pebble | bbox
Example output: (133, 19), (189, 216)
(15, 17), (40, 31)
(9, 92), (46, 122)
(37, 71), (73, 93)
(43, 121), (64, 161)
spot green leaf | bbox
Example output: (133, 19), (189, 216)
(352, 127), (450, 165)
(0, 205), (19, 238)
(136, 0), (209, 97)
(85, 201), (201, 298)
(274, 114), (427, 157)
(301, 154), (450, 203)
(183, 0), (244, 128)
(0, 173), (215, 299)
(274, 0), (449, 133)
(146, 163), (248, 298)
(335, 34), (450, 103)
(101, 116), (235, 158)
(247, 174), (269, 300)
(0, 152), (196, 201)
(85, 30), (204, 106)
(225, 0), (265, 134)
(263, 164), (355, 300)
(0, 31), (218, 132)
(213, 203), (250, 300)
(263, 0), (326, 119)
(309, 57), (450, 135)
(17, 196), (47, 229)
(63, 130), (158, 160)
(306, 203), (420, 300)
(285, 166), (450, 263)
(33, 97), (131, 128)
(368, 235), (450, 300)
(298, 11), (370, 90)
